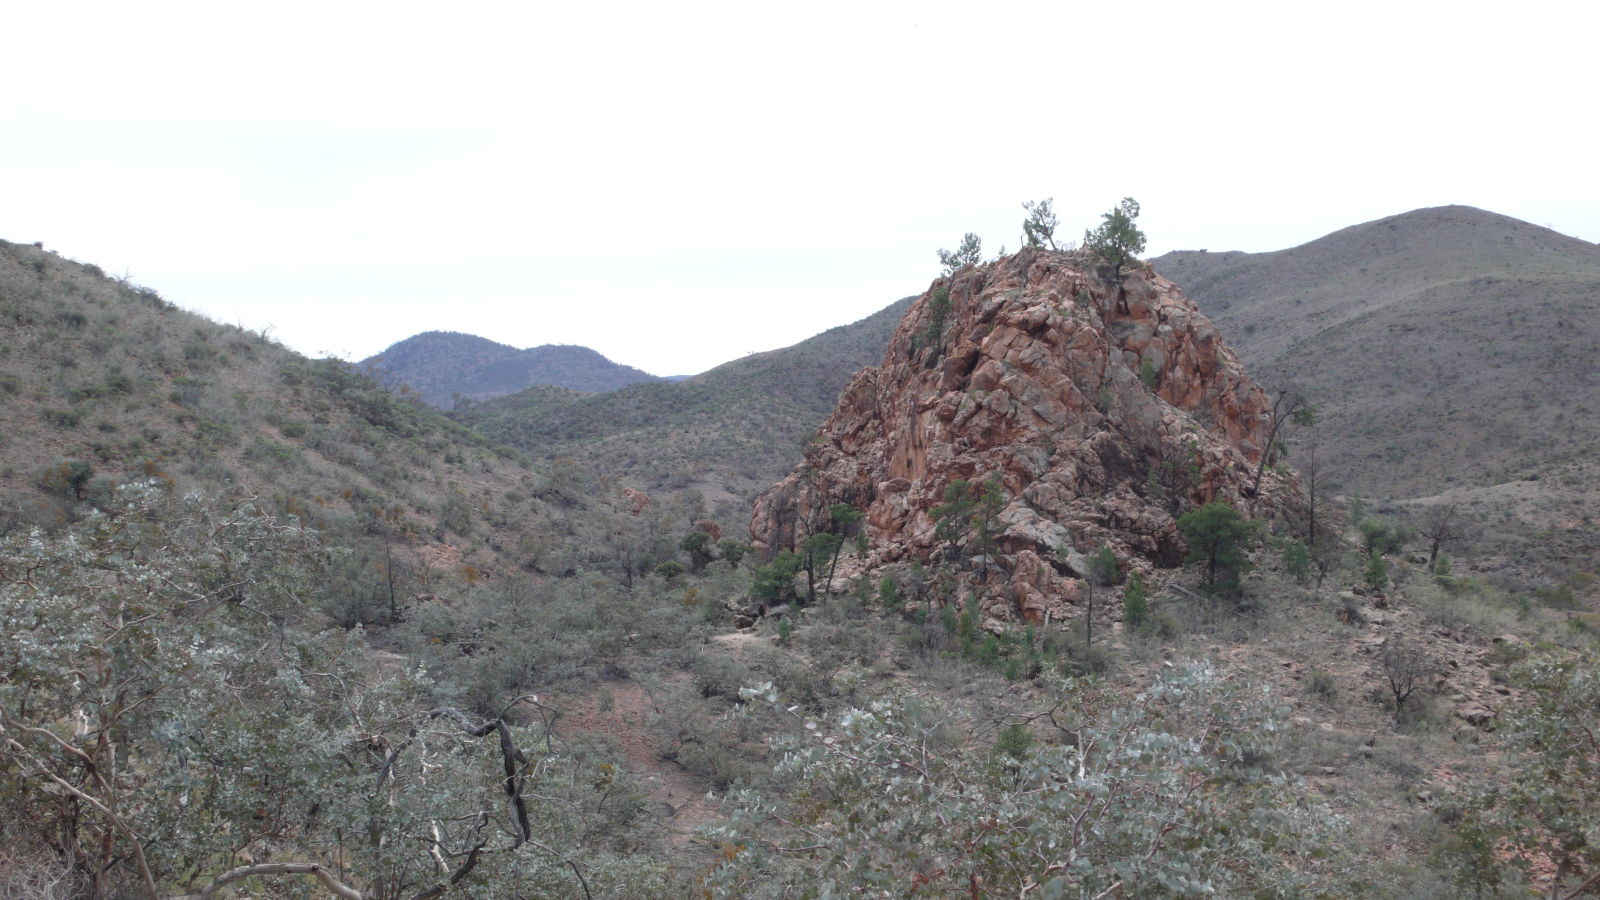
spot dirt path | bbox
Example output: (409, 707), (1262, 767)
(556, 678), (720, 846)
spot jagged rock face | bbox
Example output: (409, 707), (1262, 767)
(751, 248), (1288, 621)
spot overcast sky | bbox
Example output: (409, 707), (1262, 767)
(5, 1), (1596, 376)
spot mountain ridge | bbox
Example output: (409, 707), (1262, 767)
(361, 330), (669, 407)
(1151, 205), (1600, 500)
(455, 297), (915, 513)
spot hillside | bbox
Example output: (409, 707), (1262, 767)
(455, 296), (914, 513)
(1151, 205), (1600, 503)
(361, 330), (667, 407)
(0, 239), (702, 601)
(3, 235), (1597, 899)
(734, 246), (1600, 897)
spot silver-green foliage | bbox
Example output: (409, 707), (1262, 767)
(0, 483), (670, 898)
(706, 665), (1342, 898)
(1446, 653), (1600, 898)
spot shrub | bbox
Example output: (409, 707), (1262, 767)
(1282, 537), (1313, 585)
(751, 550), (802, 604)
(1088, 543), (1120, 586)
(1083, 197), (1147, 271)
(712, 666), (1341, 897)
(1177, 501), (1258, 596)
(1443, 653), (1600, 896)
(1305, 669), (1339, 703)
(1122, 571), (1149, 629)
(40, 407), (81, 429)
(877, 573), (901, 608)
(1138, 355), (1160, 390)
(39, 459), (94, 500)
(913, 286), (952, 357)
(1364, 552), (1390, 592)
(716, 537), (748, 566)
(992, 724), (1035, 759)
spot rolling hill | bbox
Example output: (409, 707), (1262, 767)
(1152, 205), (1600, 501)
(454, 297), (914, 514)
(0, 239), (685, 596)
(361, 330), (668, 407)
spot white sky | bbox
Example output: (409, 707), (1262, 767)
(4, 0), (1596, 376)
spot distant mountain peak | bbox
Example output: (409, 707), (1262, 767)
(361, 332), (666, 407)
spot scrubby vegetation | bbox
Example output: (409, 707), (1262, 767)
(452, 297), (913, 512)
(1, 226), (1596, 899)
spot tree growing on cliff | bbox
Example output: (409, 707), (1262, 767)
(1248, 389), (1311, 498)
(933, 476), (1006, 579)
(1147, 438), (1202, 518)
(1084, 197), (1146, 272)
(938, 232), (983, 275)
(1021, 198), (1059, 250)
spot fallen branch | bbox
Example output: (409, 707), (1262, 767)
(177, 862), (363, 900)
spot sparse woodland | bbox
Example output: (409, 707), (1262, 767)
(1, 203), (1597, 900)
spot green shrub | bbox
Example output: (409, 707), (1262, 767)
(40, 407), (81, 429)
(1138, 356), (1159, 390)
(1177, 501), (1258, 596)
(1282, 538), (1312, 585)
(1122, 571), (1149, 629)
(39, 459), (94, 500)
(992, 724), (1035, 759)
(913, 286), (952, 358)
(1364, 553), (1390, 592)
(877, 573), (901, 608)
(1305, 670), (1339, 703)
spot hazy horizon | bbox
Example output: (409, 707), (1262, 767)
(6, 0), (1596, 375)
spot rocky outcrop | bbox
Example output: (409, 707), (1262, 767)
(750, 248), (1291, 623)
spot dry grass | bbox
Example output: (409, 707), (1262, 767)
(0, 847), (81, 900)
(1153, 206), (1600, 502)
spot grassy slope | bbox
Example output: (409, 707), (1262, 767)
(1151, 205), (1600, 500)
(0, 239), (563, 578)
(455, 297), (914, 514)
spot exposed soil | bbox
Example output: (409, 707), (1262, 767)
(554, 677), (721, 847)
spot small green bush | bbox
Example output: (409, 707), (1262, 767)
(1122, 571), (1149, 629)
(1305, 670), (1339, 703)
(39, 459), (94, 500)
(1364, 553), (1390, 592)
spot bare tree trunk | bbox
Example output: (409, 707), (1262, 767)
(1250, 389), (1304, 499)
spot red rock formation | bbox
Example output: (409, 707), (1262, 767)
(622, 488), (652, 517)
(750, 248), (1290, 623)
